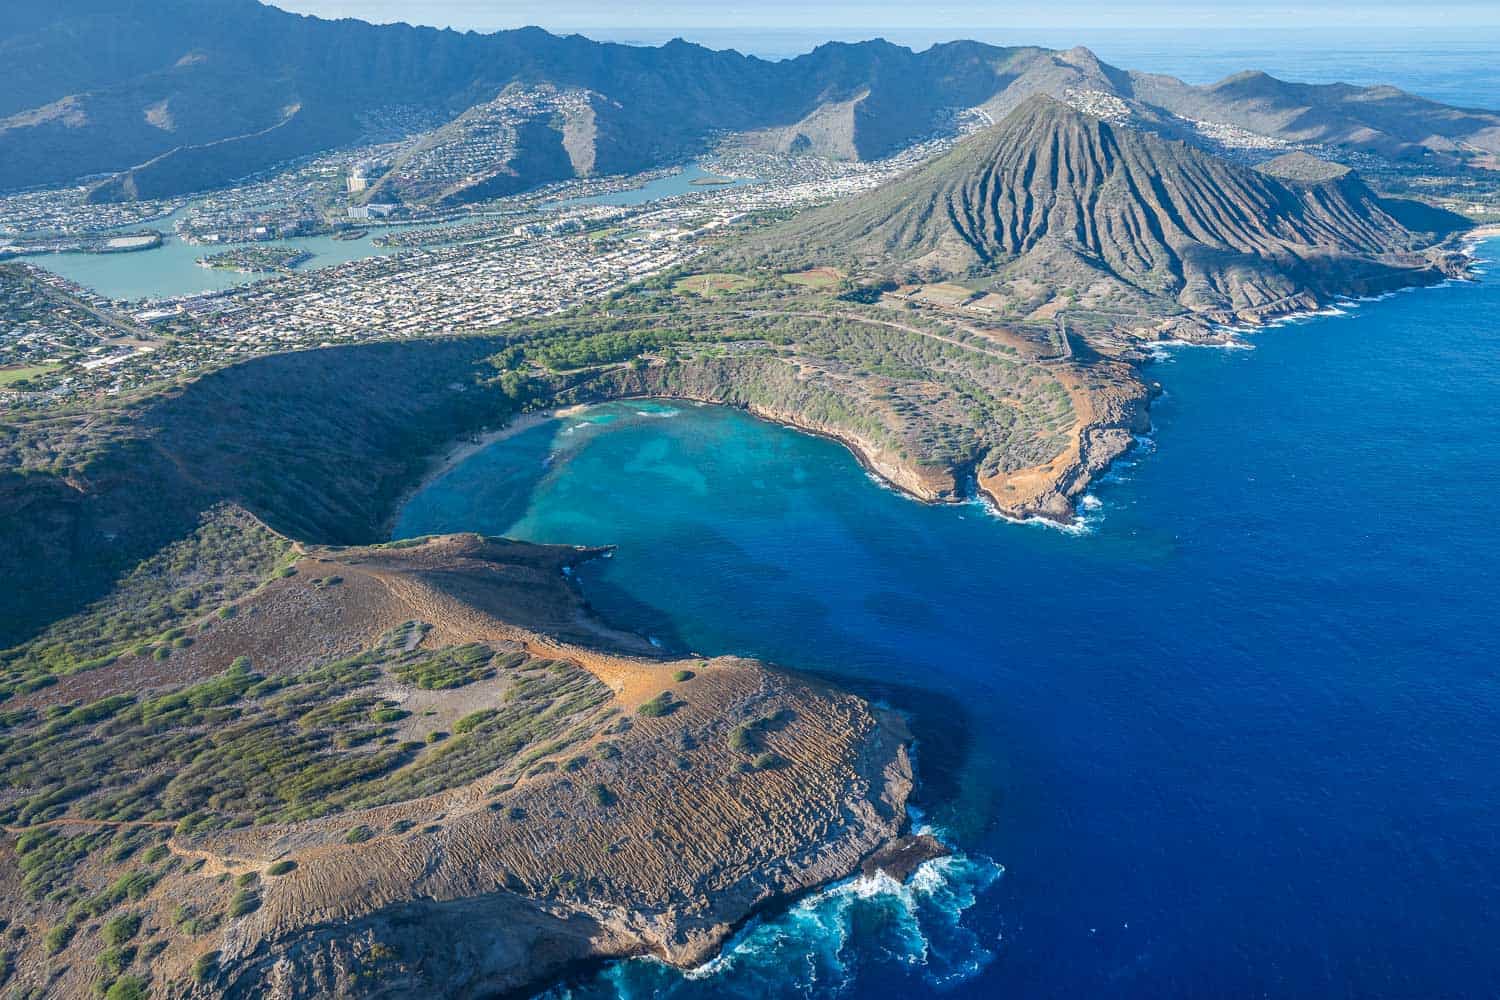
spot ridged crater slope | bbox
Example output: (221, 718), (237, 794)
(754, 96), (1463, 319)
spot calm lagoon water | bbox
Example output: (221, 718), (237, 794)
(396, 239), (1500, 997)
(31, 162), (752, 302)
(31, 217), (472, 303)
(548, 161), (757, 209)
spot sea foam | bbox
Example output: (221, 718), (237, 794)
(557, 837), (1003, 999)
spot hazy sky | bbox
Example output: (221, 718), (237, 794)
(268, 1), (1500, 37)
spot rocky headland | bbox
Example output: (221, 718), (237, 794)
(0, 519), (929, 998)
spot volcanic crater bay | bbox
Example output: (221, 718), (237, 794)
(396, 238), (1500, 998)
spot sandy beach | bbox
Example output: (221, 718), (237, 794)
(384, 405), (589, 537)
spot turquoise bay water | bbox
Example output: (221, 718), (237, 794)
(397, 239), (1500, 997)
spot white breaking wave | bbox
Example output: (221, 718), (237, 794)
(1339, 290), (1398, 304)
(540, 810), (1004, 999)
(607, 842), (1004, 997)
(976, 497), (1097, 536)
(1149, 336), (1255, 351)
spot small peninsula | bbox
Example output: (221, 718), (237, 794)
(196, 246), (312, 274)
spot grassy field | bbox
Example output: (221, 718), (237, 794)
(0, 363), (63, 388)
(781, 267), (843, 289)
(910, 282), (981, 306)
(673, 272), (754, 296)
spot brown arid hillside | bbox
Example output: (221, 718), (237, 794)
(0, 523), (928, 998)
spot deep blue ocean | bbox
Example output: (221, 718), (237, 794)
(396, 235), (1500, 997)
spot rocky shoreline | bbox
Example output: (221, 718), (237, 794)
(589, 384), (1148, 526)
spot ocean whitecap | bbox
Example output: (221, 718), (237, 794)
(575, 848), (1003, 998)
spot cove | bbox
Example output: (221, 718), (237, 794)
(395, 239), (1500, 998)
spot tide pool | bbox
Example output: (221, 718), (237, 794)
(397, 238), (1500, 997)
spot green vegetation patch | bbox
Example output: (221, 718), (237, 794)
(486, 302), (770, 374)
(393, 642), (498, 689)
(729, 709), (796, 756)
(781, 267), (844, 289)
(672, 272), (754, 297)
(43, 922), (75, 954)
(636, 691), (681, 718)
(97, 944), (135, 976)
(102, 911), (142, 946)
(752, 752), (787, 770)
(0, 640), (613, 837)
(0, 362), (64, 389)
(192, 951), (221, 983)
(105, 974), (149, 1000)
(227, 888), (260, 918)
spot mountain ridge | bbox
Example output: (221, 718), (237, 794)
(5, 1), (1500, 199)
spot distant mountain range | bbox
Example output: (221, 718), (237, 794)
(4, 0), (1500, 201)
(744, 96), (1470, 322)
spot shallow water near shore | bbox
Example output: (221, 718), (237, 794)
(396, 240), (1500, 995)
